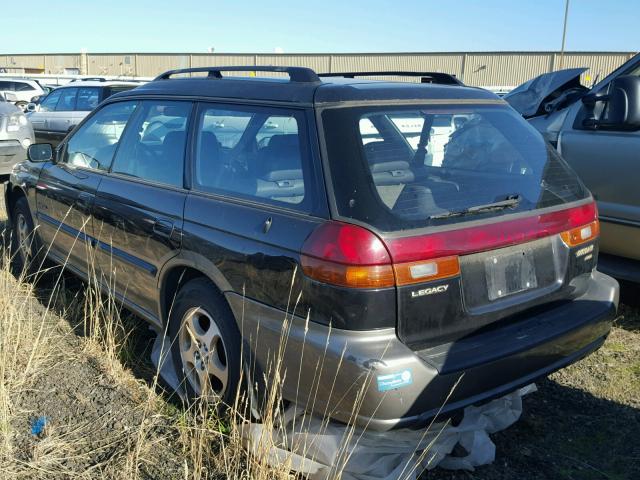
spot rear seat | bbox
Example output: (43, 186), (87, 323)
(255, 134), (305, 204)
(363, 141), (452, 218)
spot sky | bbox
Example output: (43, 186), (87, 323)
(1, 0), (638, 53)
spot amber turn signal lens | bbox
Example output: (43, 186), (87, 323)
(394, 256), (460, 286)
(301, 255), (395, 288)
(560, 220), (600, 247)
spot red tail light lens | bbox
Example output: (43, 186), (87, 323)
(385, 202), (598, 263)
(301, 222), (391, 265)
(301, 202), (597, 289)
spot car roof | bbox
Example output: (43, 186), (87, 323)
(110, 71), (500, 107)
(0, 78), (39, 85)
(57, 80), (141, 88)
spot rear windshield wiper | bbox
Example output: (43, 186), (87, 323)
(429, 195), (522, 220)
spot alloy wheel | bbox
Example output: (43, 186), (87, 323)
(15, 213), (31, 265)
(178, 306), (229, 400)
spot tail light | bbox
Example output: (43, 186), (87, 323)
(561, 220), (600, 247)
(300, 223), (395, 288)
(302, 201), (598, 289)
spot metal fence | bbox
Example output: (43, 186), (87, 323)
(0, 51), (636, 87)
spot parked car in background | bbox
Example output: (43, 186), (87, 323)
(6, 66), (618, 431)
(505, 52), (640, 282)
(29, 84), (58, 106)
(0, 94), (34, 179)
(26, 80), (140, 147)
(0, 79), (45, 111)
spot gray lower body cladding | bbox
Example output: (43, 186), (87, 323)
(226, 270), (618, 431)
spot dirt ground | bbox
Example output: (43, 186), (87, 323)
(1, 192), (638, 479)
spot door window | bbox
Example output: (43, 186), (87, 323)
(55, 88), (78, 112)
(39, 89), (63, 112)
(15, 82), (36, 92)
(111, 100), (192, 187)
(62, 101), (137, 171)
(194, 104), (307, 207)
(75, 87), (101, 111)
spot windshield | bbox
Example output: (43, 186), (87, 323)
(321, 104), (588, 232)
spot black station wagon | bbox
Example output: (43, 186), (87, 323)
(5, 66), (619, 431)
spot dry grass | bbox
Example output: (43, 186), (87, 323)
(0, 225), (398, 480)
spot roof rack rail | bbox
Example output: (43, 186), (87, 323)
(70, 77), (107, 82)
(154, 66), (320, 83)
(319, 71), (463, 85)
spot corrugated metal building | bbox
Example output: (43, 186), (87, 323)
(0, 51), (636, 86)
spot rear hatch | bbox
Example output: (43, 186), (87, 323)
(319, 100), (598, 349)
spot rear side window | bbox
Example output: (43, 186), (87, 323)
(62, 101), (137, 171)
(111, 100), (192, 188)
(55, 88), (78, 112)
(15, 82), (35, 92)
(104, 85), (136, 99)
(75, 87), (100, 111)
(322, 104), (588, 232)
(0, 81), (14, 91)
(193, 104), (308, 208)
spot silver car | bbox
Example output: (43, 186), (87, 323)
(0, 93), (34, 178)
(27, 80), (140, 147)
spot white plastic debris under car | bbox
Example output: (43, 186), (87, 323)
(152, 332), (536, 479)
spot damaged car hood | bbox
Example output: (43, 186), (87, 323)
(504, 68), (588, 118)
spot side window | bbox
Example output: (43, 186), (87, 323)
(62, 101), (137, 171)
(0, 81), (13, 91)
(55, 88), (78, 112)
(75, 87), (100, 111)
(194, 104), (307, 207)
(15, 82), (35, 92)
(39, 89), (63, 112)
(111, 100), (191, 187)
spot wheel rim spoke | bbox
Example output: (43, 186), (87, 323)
(207, 342), (228, 393)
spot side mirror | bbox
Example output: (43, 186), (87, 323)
(27, 143), (53, 163)
(26, 103), (37, 113)
(599, 75), (640, 130)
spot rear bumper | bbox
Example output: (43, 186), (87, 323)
(226, 270), (618, 431)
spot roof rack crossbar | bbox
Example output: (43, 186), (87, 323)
(318, 71), (463, 85)
(154, 66), (320, 83)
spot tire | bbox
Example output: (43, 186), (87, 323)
(15, 101), (27, 112)
(168, 277), (242, 408)
(12, 196), (41, 275)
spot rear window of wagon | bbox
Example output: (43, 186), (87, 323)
(321, 104), (589, 232)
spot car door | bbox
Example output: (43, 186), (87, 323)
(35, 100), (138, 276)
(47, 87), (78, 147)
(559, 93), (640, 261)
(182, 102), (324, 315)
(92, 99), (192, 321)
(29, 88), (63, 142)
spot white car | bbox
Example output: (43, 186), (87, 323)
(0, 79), (45, 111)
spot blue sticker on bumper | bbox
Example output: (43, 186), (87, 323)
(377, 369), (413, 392)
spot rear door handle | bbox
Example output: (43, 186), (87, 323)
(153, 219), (182, 247)
(76, 192), (93, 212)
(153, 219), (173, 237)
